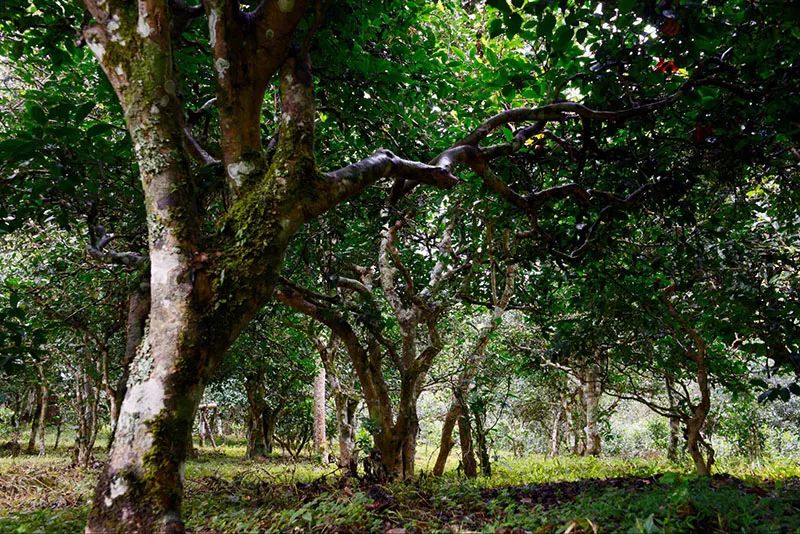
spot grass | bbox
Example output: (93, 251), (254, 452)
(1, 441), (799, 533)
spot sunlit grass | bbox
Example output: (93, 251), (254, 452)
(1, 441), (799, 532)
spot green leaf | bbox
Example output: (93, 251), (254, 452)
(30, 105), (47, 125)
(553, 25), (573, 52)
(86, 123), (113, 137)
(505, 12), (523, 37)
(488, 18), (504, 39)
(538, 13), (557, 38)
(486, 0), (510, 14)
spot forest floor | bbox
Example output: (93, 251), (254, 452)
(1, 441), (799, 533)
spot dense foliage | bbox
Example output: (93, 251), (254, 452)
(0, 0), (798, 531)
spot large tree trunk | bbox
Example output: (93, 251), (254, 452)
(582, 365), (602, 457)
(312, 366), (328, 463)
(244, 373), (268, 458)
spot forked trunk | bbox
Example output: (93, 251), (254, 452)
(371, 410), (418, 481)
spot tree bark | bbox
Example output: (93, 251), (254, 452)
(473, 405), (491, 477)
(312, 366), (328, 463)
(334, 394), (358, 476)
(667, 417), (681, 461)
(26, 386), (41, 454)
(457, 401), (478, 478)
(35, 364), (48, 456)
(549, 401), (564, 458)
(81, 0), (453, 524)
(433, 404), (460, 475)
(686, 358), (713, 475)
(582, 364), (602, 456)
(74, 365), (99, 468)
(244, 373), (268, 458)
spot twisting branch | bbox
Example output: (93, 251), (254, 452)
(86, 205), (146, 267)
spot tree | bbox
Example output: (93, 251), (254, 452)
(2, 0), (798, 529)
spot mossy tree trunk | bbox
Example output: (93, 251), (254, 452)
(75, 0), (665, 527)
(473, 404), (492, 477)
(456, 397), (478, 478)
(334, 394), (359, 475)
(245, 372), (268, 458)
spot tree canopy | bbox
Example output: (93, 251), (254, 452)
(0, 0), (798, 531)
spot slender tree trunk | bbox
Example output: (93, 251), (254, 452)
(433, 265), (516, 475)
(667, 417), (681, 461)
(661, 285), (714, 475)
(244, 374), (267, 458)
(473, 407), (491, 477)
(10, 397), (20, 445)
(74, 367), (99, 468)
(665, 376), (681, 461)
(312, 366), (328, 462)
(334, 395), (358, 475)
(582, 365), (602, 456)
(262, 406), (282, 455)
(433, 404), (460, 475)
(54, 420), (62, 451)
(26, 387), (41, 454)
(686, 359), (713, 475)
(549, 401), (564, 458)
(457, 402), (477, 478)
(36, 365), (48, 456)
